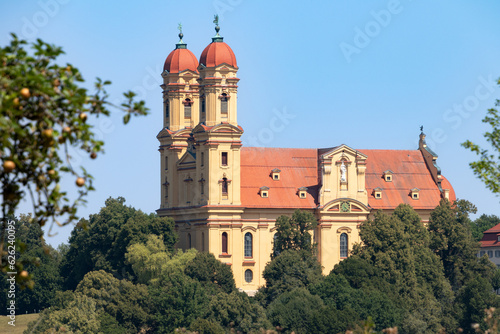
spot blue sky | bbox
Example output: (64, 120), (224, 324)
(2, 0), (500, 247)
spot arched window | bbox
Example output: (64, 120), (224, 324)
(245, 269), (253, 283)
(221, 232), (228, 254)
(340, 233), (348, 258)
(184, 98), (192, 119)
(201, 95), (206, 114)
(220, 93), (228, 116)
(187, 233), (191, 249)
(201, 232), (205, 252)
(244, 233), (253, 257)
(165, 99), (169, 118)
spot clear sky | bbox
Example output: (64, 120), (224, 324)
(1, 0), (500, 247)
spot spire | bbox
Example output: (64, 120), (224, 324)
(176, 23), (187, 49)
(212, 14), (223, 43)
(419, 125), (426, 149)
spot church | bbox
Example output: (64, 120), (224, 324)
(156, 23), (456, 292)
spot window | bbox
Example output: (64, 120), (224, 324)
(244, 233), (253, 257)
(383, 170), (394, 182)
(184, 99), (192, 118)
(495, 250), (500, 258)
(488, 250), (493, 258)
(271, 168), (281, 180)
(200, 181), (204, 195)
(340, 233), (348, 258)
(201, 96), (206, 113)
(410, 188), (420, 200)
(222, 178), (228, 196)
(165, 156), (168, 170)
(220, 93), (228, 116)
(480, 250), (486, 257)
(260, 187), (269, 198)
(245, 269), (253, 283)
(298, 187), (307, 198)
(498, 235), (500, 242)
(165, 100), (169, 118)
(187, 233), (191, 249)
(221, 232), (228, 253)
(201, 152), (204, 167)
(221, 152), (228, 166)
(164, 178), (169, 198)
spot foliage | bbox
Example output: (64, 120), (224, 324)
(26, 293), (102, 334)
(149, 270), (209, 334)
(462, 79), (500, 194)
(184, 251), (236, 294)
(259, 249), (323, 305)
(0, 34), (148, 274)
(272, 209), (317, 257)
(125, 234), (197, 284)
(75, 270), (153, 333)
(470, 214), (500, 241)
(205, 290), (272, 333)
(60, 197), (177, 289)
(189, 318), (225, 334)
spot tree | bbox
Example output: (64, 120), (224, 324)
(60, 197), (178, 289)
(0, 34), (147, 273)
(462, 77), (500, 195)
(272, 209), (317, 257)
(470, 214), (500, 241)
(184, 252), (236, 294)
(258, 249), (323, 305)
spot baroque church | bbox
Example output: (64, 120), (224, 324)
(156, 23), (456, 292)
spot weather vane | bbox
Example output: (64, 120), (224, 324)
(213, 14), (219, 26)
(420, 125), (423, 132)
(178, 23), (182, 34)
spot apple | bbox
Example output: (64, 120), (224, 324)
(79, 113), (87, 122)
(42, 128), (53, 139)
(19, 271), (28, 279)
(76, 177), (85, 187)
(20, 88), (30, 98)
(3, 160), (15, 173)
(63, 126), (71, 133)
(90, 152), (97, 159)
(13, 98), (19, 106)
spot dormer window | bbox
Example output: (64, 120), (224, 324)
(410, 188), (420, 200)
(260, 186), (269, 198)
(271, 168), (281, 181)
(383, 170), (394, 182)
(298, 187), (308, 199)
(373, 187), (382, 199)
(220, 93), (228, 117)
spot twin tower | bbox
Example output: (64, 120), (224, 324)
(157, 24), (243, 211)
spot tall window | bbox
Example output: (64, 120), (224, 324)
(164, 178), (169, 198)
(222, 177), (228, 197)
(187, 233), (191, 249)
(244, 233), (253, 257)
(201, 152), (204, 167)
(184, 99), (192, 119)
(220, 93), (228, 116)
(245, 269), (253, 283)
(221, 232), (228, 253)
(221, 152), (228, 166)
(165, 100), (169, 118)
(201, 232), (205, 252)
(201, 96), (206, 114)
(340, 233), (348, 258)
(165, 156), (168, 170)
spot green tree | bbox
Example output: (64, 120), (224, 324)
(0, 34), (147, 273)
(60, 197), (177, 289)
(126, 234), (197, 284)
(184, 252), (236, 294)
(258, 249), (323, 305)
(205, 290), (272, 333)
(470, 214), (500, 241)
(462, 78), (500, 194)
(273, 210), (317, 257)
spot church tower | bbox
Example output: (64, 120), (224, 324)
(157, 29), (200, 209)
(193, 19), (243, 206)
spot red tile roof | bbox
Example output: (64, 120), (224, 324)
(164, 47), (199, 73)
(200, 41), (237, 68)
(480, 223), (500, 248)
(240, 147), (455, 210)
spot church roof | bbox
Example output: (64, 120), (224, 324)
(200, 40), (237, 68)
(164, 47), (199, 73)
(240, 147), (455, 210)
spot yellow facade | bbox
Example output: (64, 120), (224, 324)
(157, 29), (452, 292)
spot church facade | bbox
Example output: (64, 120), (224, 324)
(156, 25), (456, 292)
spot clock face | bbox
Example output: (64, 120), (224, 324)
(341, 201), (350, 212)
